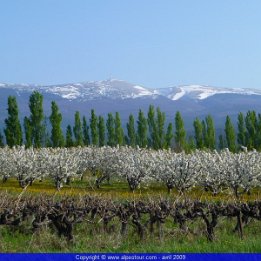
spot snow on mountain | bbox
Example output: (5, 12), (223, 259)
(168, 88), (186, 100)
(181, 85), (261, 100)
(37, 79), (155, 100)
(1, 79), (261, 102)
(132, 85), (154, 97)
(45, 85), (81, 99)
(156, 85), (261, 101)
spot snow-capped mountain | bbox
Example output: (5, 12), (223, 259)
(156, 85), (261, 101)
(1, 79), (261, 102)
(0, 79), (156, 101)
(1, 79), (261, 131)
(159, 85), (261, 101)
(43, 79), (157, 100)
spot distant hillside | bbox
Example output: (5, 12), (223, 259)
(0, 79), (261, 132)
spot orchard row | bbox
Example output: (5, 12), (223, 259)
(0, 146), (261, 197)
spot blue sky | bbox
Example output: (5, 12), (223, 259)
(0, 0), (261, 88)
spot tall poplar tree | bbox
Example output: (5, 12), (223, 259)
(237, 112), (246, 147)
(205, 115), (216, 150)
(82, 116), (90, 146)
(24, 117), (32, 148)
(245, 111), (257, 149)
(98, 116), (105, 147)
(137, 110), (148, 148)
(174, 111), (186, 151)
(90, 109), (98, 146)
(66, 125), (74, 147)
(202, 120), (207, 148)
(147, 105), (155, 147)
(106, 113), (115, 146)
(193, 118), (204, 149)
(115, 112), (124, 146)
(42, 116), (52, 147)
(4, 96), (23, 147)
(49, 101), (64, 147)
(28, 91), (44, 148)
(155, 107), (166, 149)
(164, 123), (173, 149)
(255, 114), (261, 150)
(73, 111), (83, 146)
(147, 106), (165, 149)
(127, 114), (136, 147)
(225, 115), (236, 152)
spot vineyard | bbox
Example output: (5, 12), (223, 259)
(0, 193), (261, 244)
(1, 146), (261, 252)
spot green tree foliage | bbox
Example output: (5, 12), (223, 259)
(5, 93), (261, 152)
(155, 107), (166, 149)
(137, 110), (148, 148)
(245, 111), (257, 150)
(164, 123), (173, 149)
(42, 116), (52, 147)
(147, 105), (166, 149)
(185, 136), (196, 153)
(255, 114), (261, 150)
(49, 101), (64, 147)
(202, 120), (207, 148)
(28, 91), (44, 148)
(82, 116), (90, 146)
(73, 111), (83, 146)
(205, 115), (216, 150)
(115, 112), (124, 146)
(65, 125), (74, 147)
(90, 109), (98, 146)
(24, 117), (32, 148)
(4, 96), (23, 147)
(225, 115), (236, 152)
(126, 114), (136, 147)
(147, 105), (155, 147)
(106, 113), (115, 146)
(98, 116), (105, 147)
(193, 118), (204, 149)
(237, 112), (246, 147)
(174, 111), (186, 151)
(0, 130), (4, 147)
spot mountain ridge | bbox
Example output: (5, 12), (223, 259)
(1, 79), (261, 102)
(0, 79), (261, 131)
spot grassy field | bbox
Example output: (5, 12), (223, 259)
(0, 176), (261, 253)
(0, 214), (261, 253)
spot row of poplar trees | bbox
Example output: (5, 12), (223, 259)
(0, 91), (260, 152)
